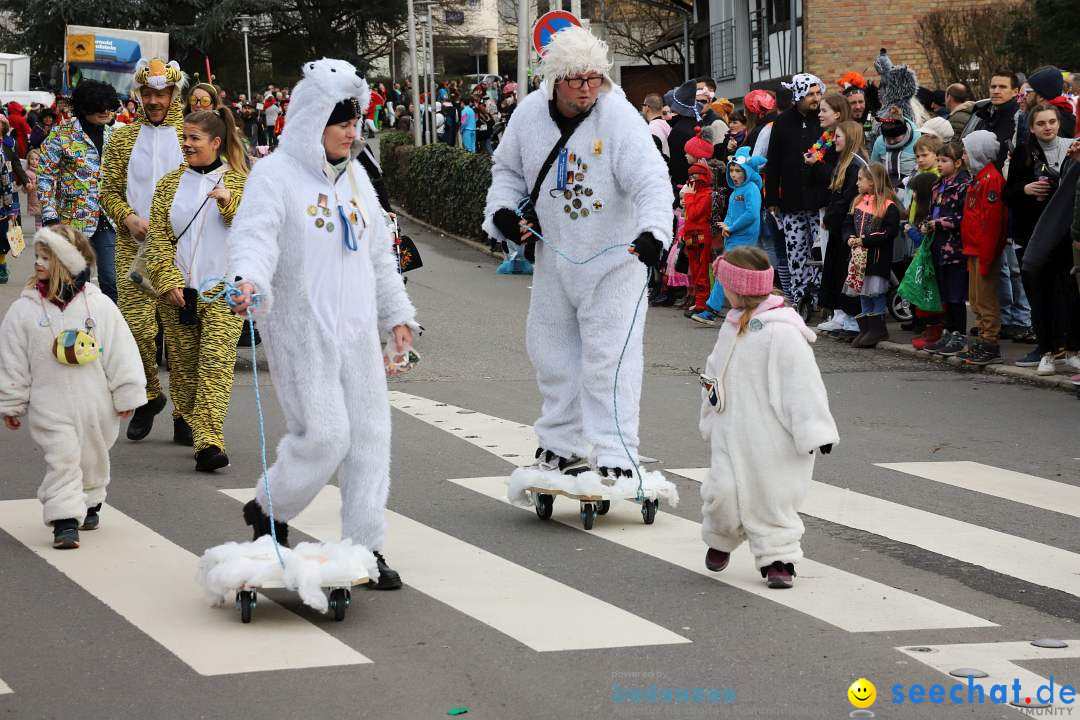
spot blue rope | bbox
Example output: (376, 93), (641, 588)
(199, 278), (286, 569)
(514, 199), (649, 502)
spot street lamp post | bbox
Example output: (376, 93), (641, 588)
(427, 3), (437, 144)
(236, 15), (254, 102)
(516, 0), (528, 103)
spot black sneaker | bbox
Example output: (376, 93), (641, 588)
(126, 394), (167, 441)
(1015, 348), (1043, 367)
(936, 332), (968, 357)
(242, 499), (289, 547)
(926, 330), (957, 354)
(52, 519), (80, 549)
(81, 504), (101, 531)
(1013, 326), (1037, 344)
(195, 446), (229, 472)
(368, 551), (402, 590)
(173, 417), (193, 446)
(967, 343), (1002, 366)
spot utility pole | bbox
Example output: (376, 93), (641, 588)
(427, 3), (437, 144)
(407, 0), (422, 146)
(516, 0), (529, 103)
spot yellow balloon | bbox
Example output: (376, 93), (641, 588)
(848, 678), (876, 708)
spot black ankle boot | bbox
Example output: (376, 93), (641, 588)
(173, 417), (193, 446)
(242, 499), (290, 547)
(195, 446), (229, 472)
(368, 551), (402, 590)
(126, 394), (167, 441)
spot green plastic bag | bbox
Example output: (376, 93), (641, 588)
(897, 235), (943, 312)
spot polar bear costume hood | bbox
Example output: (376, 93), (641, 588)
(278, 58), (372, 175)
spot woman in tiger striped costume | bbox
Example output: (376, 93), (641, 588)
(144, 109), (247, 472)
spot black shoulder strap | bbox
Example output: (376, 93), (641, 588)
(529, 126), (577, 209)
(172, 175), (222, 245)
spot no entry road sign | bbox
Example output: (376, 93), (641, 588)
(532, 11), (582, 55)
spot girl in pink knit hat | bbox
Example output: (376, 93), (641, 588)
(696, 246), (839, 588)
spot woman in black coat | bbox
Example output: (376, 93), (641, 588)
(817, 120), (868, 334)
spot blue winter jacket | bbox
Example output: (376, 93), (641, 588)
(722, 147), (767, 248)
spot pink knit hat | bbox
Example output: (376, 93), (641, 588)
(684, 127), (713, 159)
(715, 257), (774, 297)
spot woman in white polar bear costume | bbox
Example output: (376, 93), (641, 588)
(227, 59), (418, 590)
(484, 26), (673, 481)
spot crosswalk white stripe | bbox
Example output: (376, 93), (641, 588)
(0, 500), (371, 675)
(671, 467), (1080, 601)
(448, 476), (995, 633)
(0, 677), (10, 695)
(389, 392), (994, 632)
(220, 488), (692, 652)
(897, 640), (1080, 710)
(877, 461), (1080, 519)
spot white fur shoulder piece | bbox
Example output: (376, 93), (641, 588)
(507, 467), (679, 508)
(195, 536), (377, 613)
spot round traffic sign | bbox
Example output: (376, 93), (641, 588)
(532, 11), (582, 56)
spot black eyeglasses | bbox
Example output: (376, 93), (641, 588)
(563, 76), (604, 90)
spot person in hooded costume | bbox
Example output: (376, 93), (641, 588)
(226, 58), (419, 590)
(483, 26), (673, 480)
(100, 58), (186, 442)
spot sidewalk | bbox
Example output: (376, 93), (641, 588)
(819, 321), (1078, 395)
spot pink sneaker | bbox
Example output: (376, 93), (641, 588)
(705, 548), (730, 572)
(1071, 373), (1080, 386)
(762, 561), (795, 589)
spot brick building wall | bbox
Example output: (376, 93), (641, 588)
(803, 0), (996, 93)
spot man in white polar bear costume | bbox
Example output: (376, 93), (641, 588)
(483, 27), (673, 480)
(227, 59), (419, 590)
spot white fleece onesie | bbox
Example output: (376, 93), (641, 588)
(483, 87), (673, 468)
(698, 300), (838, 568)
(0, 283), (147, 525)
(226, 60), (417, 552)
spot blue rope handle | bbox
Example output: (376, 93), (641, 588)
(513, 199), (649, 502)
(200, 278), (286, 569)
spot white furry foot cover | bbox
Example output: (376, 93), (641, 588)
(196, 536), (378, 613)
(507, 467), (679, 508)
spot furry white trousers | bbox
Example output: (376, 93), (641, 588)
(255, 324), (391, 551)
(525, 251), (646, 469)
(700, 447), (812, 569)
(32, 406), (118, 526)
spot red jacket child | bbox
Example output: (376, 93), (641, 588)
(960, 133), (1007, 276)
(681, 158), (713, 244)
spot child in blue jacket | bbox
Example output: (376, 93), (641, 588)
(693, 147), (768, 325)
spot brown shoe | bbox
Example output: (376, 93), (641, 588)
(705, 548), (730, 572)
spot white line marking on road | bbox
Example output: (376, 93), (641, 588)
(0, 500), (371, 675)
(448, 476), (995, 633)
(671, 467), (1080, 601)
(897, 640), (1080, 711)
(877, 461), (1080, 518)
(0, 677), (10, 695)
(221, 488), (691, 652)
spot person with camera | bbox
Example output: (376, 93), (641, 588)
(143, 108), (248, 472)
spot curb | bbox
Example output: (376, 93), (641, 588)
(873, 337), (1076, 393)
(391, 205), (502, 261)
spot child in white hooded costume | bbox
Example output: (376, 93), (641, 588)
(698, 247), (838, 588)
(0, 226), (146, 549)
(483, 26), (673, 479)
(226, 59), (418, 590)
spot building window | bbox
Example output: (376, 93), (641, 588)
(750, 7), (769, 69)
(445, 9), (465, 24)
(767, 0), (792, 32)
(710, 18), (736, 81)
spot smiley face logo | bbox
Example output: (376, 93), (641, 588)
(847, 678), (876, 708)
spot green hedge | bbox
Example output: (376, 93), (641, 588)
(379, 133), (493, 241)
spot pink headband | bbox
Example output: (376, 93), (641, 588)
(715, 258), (774, 297)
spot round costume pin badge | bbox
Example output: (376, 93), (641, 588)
(749, 318), (764, 332)
(315, 218), (325, 228)
(306, 205), (318, 216)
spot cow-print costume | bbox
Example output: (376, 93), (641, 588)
(781, 73), (825, 103)
(778, 210), (820, 306)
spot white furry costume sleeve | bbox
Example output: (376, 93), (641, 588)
(0, 300), (32, 416)
(482, 113), (528, 244)
(97, 298), (149, 411)
(610, 101), (676, 249)
(226, 162), (286, 312)
(766, 325), (839, 454)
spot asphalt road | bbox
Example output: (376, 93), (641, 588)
(2, 214), (1079, 720)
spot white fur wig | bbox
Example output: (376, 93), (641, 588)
(540, 26), (614, 101)
(36, 227), (88, 275)
(278, 58), (371, 174)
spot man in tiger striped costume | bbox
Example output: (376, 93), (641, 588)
(100, 58), (186, 442)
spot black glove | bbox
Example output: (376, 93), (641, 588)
(492, 208), (522, 243)
(819, 444), (833, 455)
(631, 232), (663, 268)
